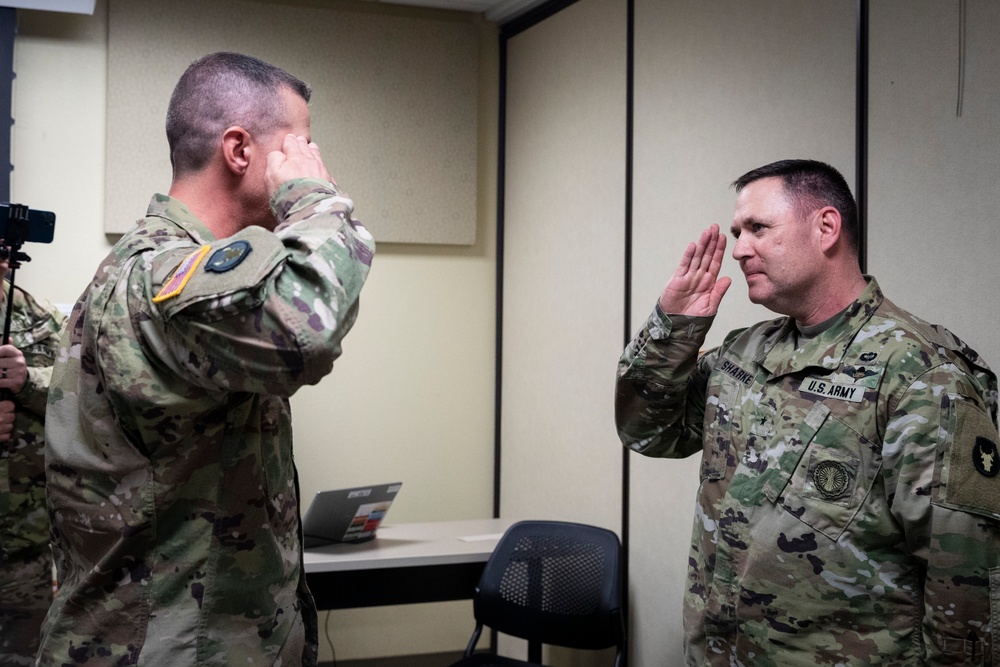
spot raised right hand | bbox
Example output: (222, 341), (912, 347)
(265, 134), (335, 197)
(657, 224), (732, 317)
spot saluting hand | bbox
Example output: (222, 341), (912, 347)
(265, 134), (336, 196)
(658, 224), (732, 317)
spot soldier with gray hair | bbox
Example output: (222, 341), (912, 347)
(38, 52), (375, 665)
(616, 159), (1000, 664)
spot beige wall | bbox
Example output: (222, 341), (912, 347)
(500, 0), (626, 534)
(11, 1), (111, 306)
(105, 0), (481, 244)
(12, 0), (497, 661)
(867, 0), (1000, 362)
(499, 0), (626, 662)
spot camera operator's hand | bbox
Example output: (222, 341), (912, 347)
(0, 343), (27, 394)
(0, 399), (14, 441)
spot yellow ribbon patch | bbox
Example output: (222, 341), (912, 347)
(152, 245), (211, 303)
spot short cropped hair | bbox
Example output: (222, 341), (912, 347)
(732, 159), (859, 254)
(165, 52), (311, 177)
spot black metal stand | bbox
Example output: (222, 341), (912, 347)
(0, 204), (35, 400)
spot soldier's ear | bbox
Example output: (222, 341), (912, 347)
(816, 206), (842, 254)
(221, 126), (251, 176)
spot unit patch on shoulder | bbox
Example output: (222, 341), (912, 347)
(152, 245), (211, 303)
(934, 399), (1000, 519)
(205, 240), (252, 273)
(973, 436), (1000, 478)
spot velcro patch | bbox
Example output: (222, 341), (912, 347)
(939, 399), (1000, 519)
(801, 376), (866, 403)
(719, 359), (754, 387)
(152, 245), (211, 303)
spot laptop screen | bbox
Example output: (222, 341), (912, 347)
(302, 482), (402, 548)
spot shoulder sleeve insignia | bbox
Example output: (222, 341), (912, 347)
(973, 436), (1000, 477)
(205, 240), (253, 273)
(934, 398), (1000, 519)
(152, 245), (211, 303)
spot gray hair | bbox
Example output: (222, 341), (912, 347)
(165, 52), (311, 177)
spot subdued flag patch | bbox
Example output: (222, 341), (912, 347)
(153, 245), (211, 303)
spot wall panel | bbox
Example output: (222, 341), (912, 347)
(499, 1), (626, 662)
(868, 0), (1000, 362)
(499, 0), (626, 562)
(106, 0), (479, 244)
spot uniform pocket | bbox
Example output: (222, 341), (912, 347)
(701, 380), (742, 480)
(773, 409), (880, 541)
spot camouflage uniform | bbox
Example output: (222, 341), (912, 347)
(616, 278), (1000, 666)
(39, 178), (374, 666)
(0, 284), (63, 667)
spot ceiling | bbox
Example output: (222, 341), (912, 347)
(1, 0), (550, 23)
(361, 0), (548, 23)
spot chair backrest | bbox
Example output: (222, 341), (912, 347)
(473, 520), (624, 652)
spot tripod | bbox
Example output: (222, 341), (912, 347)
(0, 203), (35, 401)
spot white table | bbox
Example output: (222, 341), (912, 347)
(304, 518), (517, 609)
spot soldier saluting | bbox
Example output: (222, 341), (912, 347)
(39, 52), (374, 666)
(617, 159), (1000, 665)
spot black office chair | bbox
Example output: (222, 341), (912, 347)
(449, 519), (625, 667)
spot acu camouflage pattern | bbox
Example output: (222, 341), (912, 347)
(616, 278), (1000, 666)
(39, 178), (375, 666)
(0, 284), (63, 666)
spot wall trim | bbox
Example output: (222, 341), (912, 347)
(856, 0), (870, 272)
(1, 8), (14, 203)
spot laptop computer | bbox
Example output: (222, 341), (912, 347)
(301, 482), (402, 548)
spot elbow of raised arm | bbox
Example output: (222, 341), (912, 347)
(293, 296), (363, 387)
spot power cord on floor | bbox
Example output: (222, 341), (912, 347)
(324, 610), (338, 666)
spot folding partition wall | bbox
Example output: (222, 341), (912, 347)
(499, 0), (627, 533)
(867, 0), (1000, 357)
(498, 2), (627, 659)
(499, 1), (999, 666)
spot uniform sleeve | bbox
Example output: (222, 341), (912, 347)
(883, 364), (1000, 663)
(13, 297), (64, 416)
(614, 305), (716, 458)
(142, 178), (375, 396)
